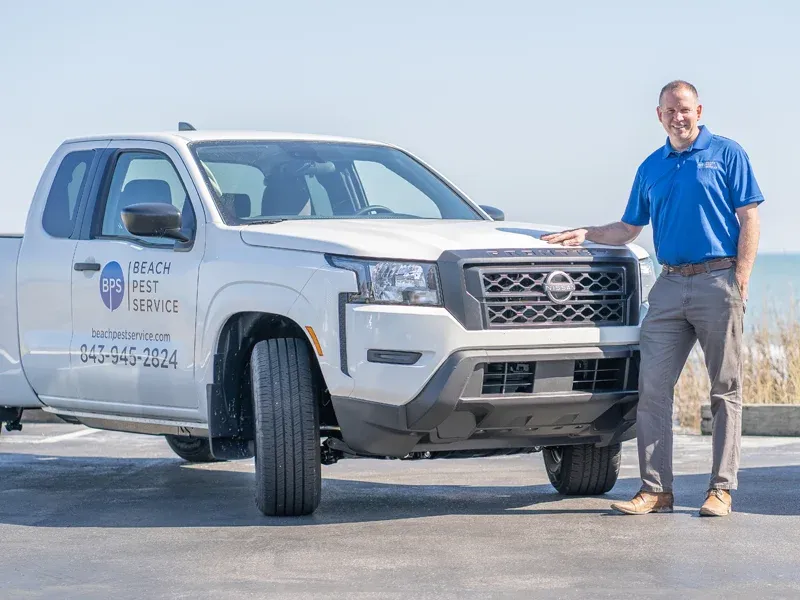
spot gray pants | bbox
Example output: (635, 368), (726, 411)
(637, 265), (744, 492)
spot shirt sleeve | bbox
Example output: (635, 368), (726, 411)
(621, 168), (650, 226)
(726, 144), (764, 208)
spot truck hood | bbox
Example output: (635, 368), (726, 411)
(239, 219), (648, 261)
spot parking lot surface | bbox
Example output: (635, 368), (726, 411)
(1, 423), (799, 599)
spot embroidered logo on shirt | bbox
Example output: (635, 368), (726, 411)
(697, 161), (721, 170)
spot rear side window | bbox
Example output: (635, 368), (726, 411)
(41, 150), (95, 238)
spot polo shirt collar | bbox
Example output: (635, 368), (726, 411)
(662, 125), (712, 157)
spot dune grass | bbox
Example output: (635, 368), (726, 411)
(674, 301), (800, 430)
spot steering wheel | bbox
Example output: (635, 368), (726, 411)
(353, 205), (395, 216)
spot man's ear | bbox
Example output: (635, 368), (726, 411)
(696, 103), (703, 120)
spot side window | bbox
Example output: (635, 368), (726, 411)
(41, 150), (95, 238)
(98, 152), (195, 244)
(353, 161), (442, 218)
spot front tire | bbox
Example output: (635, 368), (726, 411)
(164, 435), (220, 463)
(543, 443), (621, 495)
(251, 338), (321, 517)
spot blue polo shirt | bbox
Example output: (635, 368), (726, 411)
(621, 125), (764, 266)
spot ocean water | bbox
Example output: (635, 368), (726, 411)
(653, 253), (800, 329)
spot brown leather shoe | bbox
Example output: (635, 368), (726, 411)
(610, 491), (674, 515)
(699, 489), (732, 517)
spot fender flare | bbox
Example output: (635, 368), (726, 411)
(198, 281), (303, 391)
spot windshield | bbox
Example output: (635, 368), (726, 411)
(190, 141), (483, 224)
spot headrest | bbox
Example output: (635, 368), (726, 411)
(220, 193), (251, 219)
(261, 175), (310, 216)
(120, 179), (173, 206)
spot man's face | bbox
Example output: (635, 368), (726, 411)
(657, 88), (702, 149)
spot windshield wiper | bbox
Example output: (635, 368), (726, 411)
(243, 218), (288, 225)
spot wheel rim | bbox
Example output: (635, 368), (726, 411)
(546, 448), (563, 478)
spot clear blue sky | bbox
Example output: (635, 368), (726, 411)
(1, 0), (797, 253)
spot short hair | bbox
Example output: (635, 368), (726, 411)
(659, 80), (699, 105)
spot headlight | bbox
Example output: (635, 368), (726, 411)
(639, 256), (657, 304)
(328, 256), (442, 306)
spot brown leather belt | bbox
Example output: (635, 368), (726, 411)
(661, 257), (736, 276)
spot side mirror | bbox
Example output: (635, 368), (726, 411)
(121, 203), (190, 243)
(480, 205), (505, 221)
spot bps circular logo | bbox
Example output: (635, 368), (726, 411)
(99, 261), (125, 311)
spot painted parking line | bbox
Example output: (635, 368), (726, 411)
(1, 429), (100, 444)
(35, 429), (99, 444)
(0, 428), (101, 445)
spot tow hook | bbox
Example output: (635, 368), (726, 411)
(321, 437), (357, 465)
(320, 444), (341, 465)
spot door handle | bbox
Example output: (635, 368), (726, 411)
(74, 262), (101, 272)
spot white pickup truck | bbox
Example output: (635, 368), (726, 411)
(0, 127), (655, 516)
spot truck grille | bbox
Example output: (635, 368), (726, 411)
(572, 358), (629, 392)
(479, 356), (637, 396)
(481, 362), (536, 395)
(476, 265), (628, 328)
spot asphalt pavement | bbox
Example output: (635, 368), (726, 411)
(1, 423), (799, 599)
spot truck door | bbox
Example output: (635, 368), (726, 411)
(64, 142), (205, 420)
(17, 142), (104, 401)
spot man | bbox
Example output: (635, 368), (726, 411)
(541, 80), (763, 517)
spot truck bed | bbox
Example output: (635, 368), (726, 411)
(0, 236), (41, 408)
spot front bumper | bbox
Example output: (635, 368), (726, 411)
(331, 344), (639, 457)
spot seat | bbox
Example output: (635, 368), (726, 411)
(219, 193), (251, 220)
(261, 174), (311, 217)
(119, 178), (173, 208)
(111, 179), (173, 236)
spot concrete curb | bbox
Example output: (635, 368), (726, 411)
(701, 403), (800, 436)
